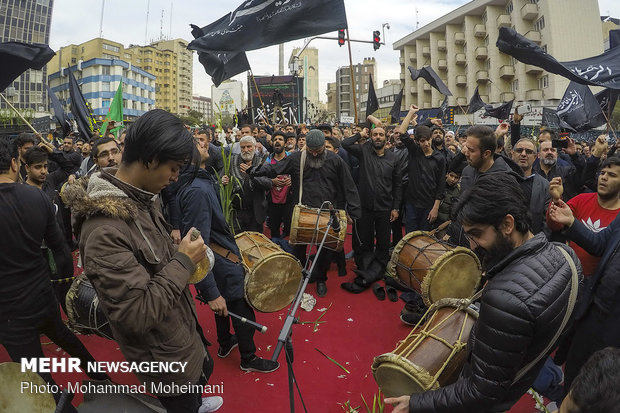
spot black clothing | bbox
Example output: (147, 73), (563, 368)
(400, 133), (446, 209)
(341, 133), (403, 212)
(437, 183), (460, 224)
(158, 357), (214, 413)
(532, 155), (590, 200)
(205, 144), (225, 176)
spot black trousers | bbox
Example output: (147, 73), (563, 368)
(234, 209), (263, 233)
(1, 299), (100, 413)
(294, 244), (335, 283)
(358, 209), (391, 269)
(214, 298), (257, 361)
(157, 356), (214, 413)
(267, 201), (294, 238)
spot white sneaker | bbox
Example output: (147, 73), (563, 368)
(198, 396), (223, 413)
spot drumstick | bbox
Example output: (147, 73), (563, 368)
(228, 311), (268, 334)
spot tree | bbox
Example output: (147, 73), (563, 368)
(179, 109), (204, 127)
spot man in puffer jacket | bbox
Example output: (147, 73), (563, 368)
(386, 173), (581, 413)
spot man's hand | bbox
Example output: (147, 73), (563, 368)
(427, 207), (439, 224)
(512, 107), (523, 124)
(430, 118), (443, 127)
(367, 115), (382, 128)
(384, 395), (410, 413)
(390, 209), (399, 222)
(549, 177), (564, 201)
(67, 174), (77, 185)
(566, 137), (577, 156)
(37, 141), (54, 154)
(178, 227), (207, 265)
(221, 175), (230, 185)
(409, 104), (419, 114)
(170, 229), (181, 245)
(272, 177), (285, 187)
(495, 122), (509, 138)
(592, 135), (609, 158)
(239, 163), (251, 174)
(208, 296), (228, 317)
(280, 176), (292, 187)
(548, 199), (575, 227)
(359, 127), (370, 139)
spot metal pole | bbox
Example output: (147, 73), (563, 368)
(346, 28), (358, 125)
(0, 93), (51, 143)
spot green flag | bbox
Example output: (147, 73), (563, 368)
(99, 81), (123, 139)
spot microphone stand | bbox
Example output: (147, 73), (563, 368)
(271, 206), (340, 413)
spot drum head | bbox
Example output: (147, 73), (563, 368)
(0, 363), (56, 412)
(372, 354), (439, 398)
(421, 248), (481, 306)
(245, 253), (302, 312)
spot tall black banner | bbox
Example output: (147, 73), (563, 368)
(556, 82), (604, 132)
(248, 75), (303, 124)
(0, 42), (55, 92)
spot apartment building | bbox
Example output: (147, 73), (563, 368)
(289, 47), (320, 109)
(359, 79), (402, 121)
(336, 57), (377, 120)
(150, 39), (193, 115)
(192, 95), (213, 124)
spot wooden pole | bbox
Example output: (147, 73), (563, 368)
(456, 102), (474, 126)
(345, 28), (358, 125)
(0, 93), (51, 144)
(249, 70), (269, 124)
(601, 109), (618, 142)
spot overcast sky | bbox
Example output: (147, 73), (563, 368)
(48, 0), (620, 102)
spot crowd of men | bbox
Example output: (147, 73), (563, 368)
(1, 104), (620, 413)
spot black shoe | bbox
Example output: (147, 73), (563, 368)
(372, 284), (385, 301)
(217, 335), (238, 358)
(340, 282), (365, 294)
(240, 356), (279, 373)
(317, 282), (327, 297)
(386, 286), (398, 302)
(400, 311), (424, 326)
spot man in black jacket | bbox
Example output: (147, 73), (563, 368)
(386, 173), (580, 413)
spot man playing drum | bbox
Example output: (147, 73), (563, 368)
(249, 129), (361, 297)
(386, 174), (580, 413)
(176, 132), (279, 374)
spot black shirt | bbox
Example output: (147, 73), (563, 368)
(401, 133), (446, 209)
(341, 134), (403, 211)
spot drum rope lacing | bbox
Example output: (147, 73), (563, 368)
(51, 276), (76, 283)
(397, 239), (450, 288)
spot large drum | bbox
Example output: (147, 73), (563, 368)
(0, 362), (56, 412)
(289, 204), (347, 251)
(372, 298), (479, 398)
(66, 274), (113, 339)
(387, 231), (481, 306)
(235, 231), (303, 312)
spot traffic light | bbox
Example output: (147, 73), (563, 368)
(373, 30), (381, 50)
(338, 29), (345, 46)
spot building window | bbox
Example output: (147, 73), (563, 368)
(539, 75), (548, 89)
(512, 79), (519, 92)
(534, 16), (545, 31)
(482, 11), (487, 24)
(71, 57), (76, 64)
(530, 0), (539, 3)
(102, 82), (110, 92)
(102, 53), (116, 59)
(103, 43), (120, 53)
(102, 99), (110, 108)
(102, 66), (111, 75)
(506, 1), (513, 14)
(484, 36), (489, 46)
(124, 53), (131, 59)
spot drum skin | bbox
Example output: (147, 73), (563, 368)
(66, 275), (113, 339)
(235, 232), (302, 313)
(372, 298), (478, 398)
(289, 205), (347, 251)
(386, 231), (482, 306)
(0, 362), (56, 412)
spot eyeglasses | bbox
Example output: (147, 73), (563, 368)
(514, 147), (535, 155)
(97, 148), (120, 159)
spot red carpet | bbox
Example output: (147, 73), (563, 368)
(1, 241), (545, 412)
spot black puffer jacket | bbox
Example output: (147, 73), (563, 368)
(409, 233), (581, 413)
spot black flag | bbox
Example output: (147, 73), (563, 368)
(484, 100), (514, 120)
(467, 86), (486, 114)
(68, 68), (96, 139)
(190, 24), (251, 87)
(365, 74), (379, 119)
(438, 96), (448, 118)
(556, 81), (605, 132)
(389, 88), (403, 124)
(541, 107), (576, 132)
(46, 85), (71, 135)
(610, 29), (620, 49)
(188, 0), (348, 53)
(497, 27), (620, 90)
(0, 41), (55, 92)
(408, 66), (452, 96)
(595, 88), (619, 118)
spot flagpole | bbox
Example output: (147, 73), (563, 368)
(0, 93), (51, 143)
(456, 103), (474, 126)
(601, 109), (618, 142)
(345, 28), (359, 125)
(249, 70), (269, 124)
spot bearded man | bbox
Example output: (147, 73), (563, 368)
(249, 129), (361, 297)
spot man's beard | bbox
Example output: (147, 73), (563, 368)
(307, 150), (326, 169)
(285, 143), (295, 150)
(30, 175), (46, 186)
(433, 137), (444, 147)
(241, 151), (254, 162)
(273, 145), (284, 154)
(542, 157), (556, 166)
(372, 140), (386, 150)
(474, 229), (515, 272)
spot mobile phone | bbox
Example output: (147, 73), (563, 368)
(552, 139), (569, 149)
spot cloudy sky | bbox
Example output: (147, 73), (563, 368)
(48, 0), (620, 101)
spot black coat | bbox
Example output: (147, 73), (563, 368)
(409, 233), (580, 412)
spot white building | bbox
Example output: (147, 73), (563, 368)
(192, 95), (213, 124)
(211, 80), (244, 118)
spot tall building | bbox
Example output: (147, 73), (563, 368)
(394, 0), (605, 110)
(150, 39), (193, 115)
(48, 58), (156, 126)
(601, 16), (620, 50)
(211, 80), (244, 120)
(326, 82), (337, 116)
(0, 0), (54, 116)
(335, 57), (377, 121)
(289, 47), (319, 108)
(192, 95), (213, 124)
(359, 79), (402, 121)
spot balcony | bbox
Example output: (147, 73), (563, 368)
(525, 30), (541, 44)
(500, 65), (515, 78)
(455, 53), (466, 65)
(525, 64), (543, 75)
(526, 89), (543, 101)
(399, 57), (405, 65)
(423, 83), (431, 91)
(438, 59), (447, 70)
(474, 24), (486, 38)
(456, 75), (467, 86)
(475, 46), (488, 60)
(476, 70), (489, 83)
(409, 53), (417, 62)
(456, 97), (468, 105)
(410, 85), (418, 94)
(437, 40), (447, 51)
(501, 92), (515, 101)
(422, 46), (431, 57)
(521, 3), (539, 20)
(454, 32), (465, 44)
(423, 101), (431, 108)
(496, 14), (511, 28)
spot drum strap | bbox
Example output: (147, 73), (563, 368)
(510, 245), (579, 385)
(298, 150), (306, 205)
(208, 242), (241, 264)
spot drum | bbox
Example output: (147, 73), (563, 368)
(66, 274), (113, 339)
(387, 231), (481, 306)
(289, 204), (347, 251)
(235, 231), (302, 313)
(372, 298), (478, 398)
(0, 362), (56, 412)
